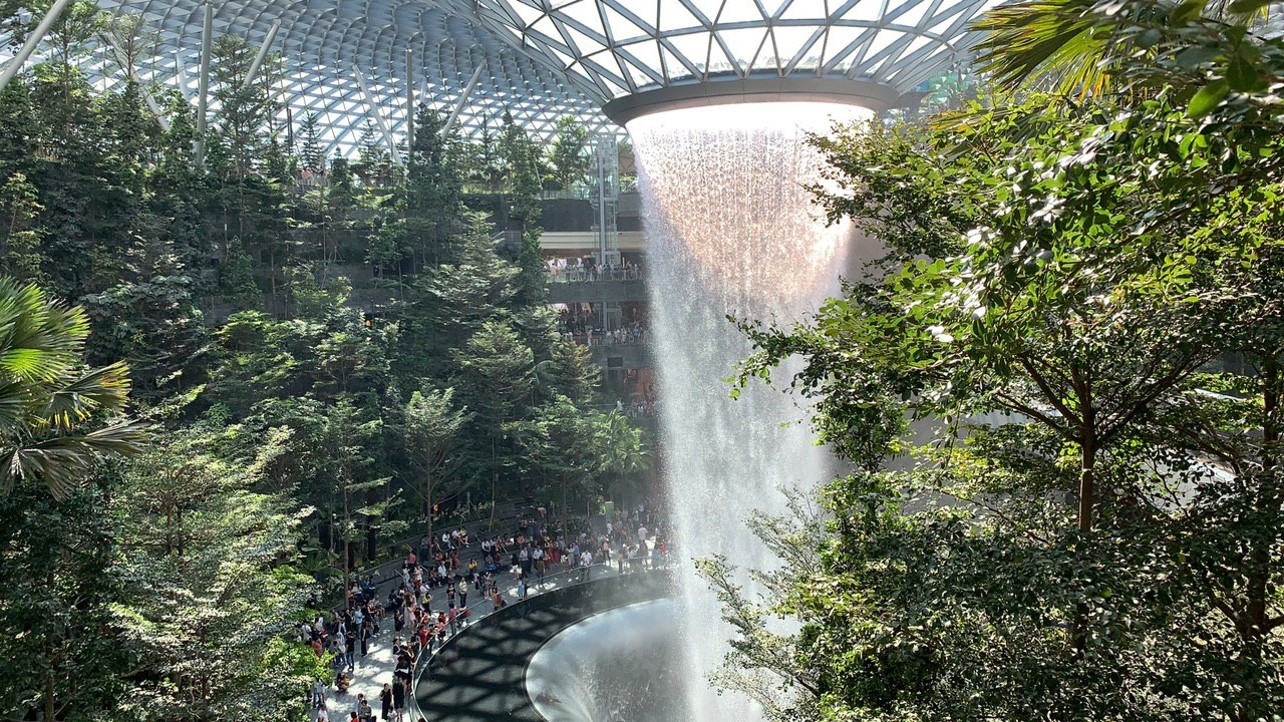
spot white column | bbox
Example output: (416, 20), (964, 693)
(194, 3), (214, 165)
(0, 0), (75, 94)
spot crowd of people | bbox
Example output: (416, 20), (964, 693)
(556, 308), (649, 347)
(620, 393), (657, 419)
(302, 501), (672, 722)
(547, 256), (645, 283)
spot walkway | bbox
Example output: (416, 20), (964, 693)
(315, 556), (653, 721)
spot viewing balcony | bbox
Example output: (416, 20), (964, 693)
(546, 267), (647, 304)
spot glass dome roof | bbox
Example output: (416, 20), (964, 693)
(480, 0), (994, 99)
(7, 0), (996, 154)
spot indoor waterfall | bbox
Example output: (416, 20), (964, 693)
(628, 102), (873, 719)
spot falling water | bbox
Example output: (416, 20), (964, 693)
(628, 102), (872, 719)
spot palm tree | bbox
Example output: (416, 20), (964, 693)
(0, 278), (146, 499)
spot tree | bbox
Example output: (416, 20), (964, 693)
(318, 398), (391, 579)
(299, 111), (325, 176)
(0, 278), (145, 499)
(520, 400), (646, 527)
(0, 473), (127, 722)
(111, 417), (317, 722)
(0, 171), (45, 281)
(354, 121), (391, 187)
(328, 155), (356, 225)
(393, 213), (519, 381)
(209, 34), (281, 182)
(538, 338), (601, 405)
(406, 104), (463, 268)
(498, 111), (544, 229)
(548, 115), (589, 191)
(402, 386), (467, 545)
(453, 321), (534, 530)
(219, 236), (260, 302)
(715, 86), (1284, 721)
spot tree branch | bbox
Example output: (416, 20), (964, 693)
(1016, 354), (1084, 428)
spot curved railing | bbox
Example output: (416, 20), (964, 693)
(407, 569), (673, 722)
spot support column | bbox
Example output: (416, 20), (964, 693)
(405, 48), (415, 151)
(354, 66), (404, 167)
(444, 62), (486, 135)
(0, 0), (74, 95)
(195, 3), (214, 166)
(242, 19), (280, 90)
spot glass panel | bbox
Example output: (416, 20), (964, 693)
(769, 25), (820, 68)
(622, 37), (664, 74)
(715, 27), (768, 71)
(715, 0), (764, 25)
(559, 0), (607, 37)
(666, 30), (712, 72)
(681, 0), (725, 23)
(658, 0), (706, 31)
(838, 0), (883, 23)
(778, 0), (828, 20)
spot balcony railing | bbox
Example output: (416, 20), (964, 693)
(547, 266), (645, 283)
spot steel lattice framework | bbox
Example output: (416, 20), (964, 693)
(22, 0), (996, 154)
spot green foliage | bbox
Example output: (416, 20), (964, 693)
(406, 104), (464, 267)
(549, 115), (590, 190)
(0, 476), (127, 722)
(719, 70), (1284, 722)
(0, 171), (46, 282)
(0, 10), (643, 721)
(220, 236), (260, 301)
(298, 112), (324, 176)
(110, 418), (316, 722)
(499, 111), (545, 229)
(0, 278), (145, 499)
(402, 385), (467, 531)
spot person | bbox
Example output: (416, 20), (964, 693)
(392, 679), (406, 722)
(317, 702), (331, 722)
(358, 695), (374, 722)
(380, 683), (392, 722)
(447, 603), (458, 635)
(312, 677), (328, 708)
(580, 548), (593, 581)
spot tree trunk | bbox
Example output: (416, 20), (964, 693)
(425, 472), (434, 560)
(343, 480), (351, 605)
(489, 436), (498, 533)
(1072, 387), (1097, 655)
(43, 637), (55, 722)
(1233, 356), (1281, 722)
(365, 479), (380, 561)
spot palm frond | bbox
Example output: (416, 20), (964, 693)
(0, 277), (145, 500)
(0, 419), (149, 499)
(972, 0), (1112, 96)
(44, 361), (134, 430)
